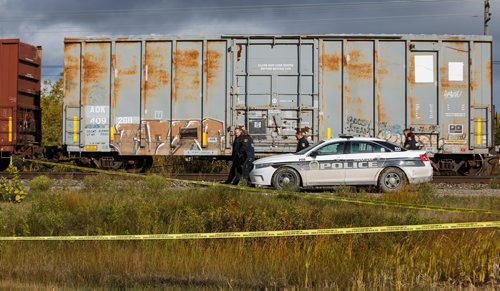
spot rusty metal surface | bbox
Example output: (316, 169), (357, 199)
(0, 39), (41, 154)
(63, 34), (493, 158)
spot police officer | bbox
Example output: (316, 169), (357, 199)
(295, 130), (309, 152)
(223, 126), (243, 185)
(236, 128), (255, 186)
(403, 128), (418, 150)
(224, 127), (255, 185)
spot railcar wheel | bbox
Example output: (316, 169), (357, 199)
(272, 167), (301, 190)
(125, 157), (153, 173)
(378, 167), (407, 193)
(457, 160), (484, 176)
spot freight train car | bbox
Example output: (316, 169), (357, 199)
(0, 39), (42, 170)
(62, 34), (494, 174)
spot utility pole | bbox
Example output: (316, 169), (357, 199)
(484, 0), (491, 35)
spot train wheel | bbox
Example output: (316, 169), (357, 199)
(125, 157), (153, 173)
(457, 159), (484, 176)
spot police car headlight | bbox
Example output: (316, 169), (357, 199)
(255, 163), (273, 169)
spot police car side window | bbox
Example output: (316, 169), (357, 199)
(317, 142), (344, 155)
(374, 141), (406, 152)
(349, 142), (384, 154)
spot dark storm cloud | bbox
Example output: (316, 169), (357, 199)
(0, 0), (498, 106)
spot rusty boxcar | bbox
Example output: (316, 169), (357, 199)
(62, 34), (493, 174)
(0, 39), (42, 170)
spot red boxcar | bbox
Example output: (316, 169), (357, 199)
(0, 39), (42, 170)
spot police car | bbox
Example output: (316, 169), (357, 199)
(250, 136), (432, 192)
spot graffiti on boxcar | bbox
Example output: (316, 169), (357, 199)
(345, 116), (371, 136)
(443, 89), (463, 99)
(377, 123), (404, 144)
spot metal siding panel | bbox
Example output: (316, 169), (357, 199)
(375, 41), (406, 145)
(111, 42), (142, 155)
(408, 51), (438, 125)
(143, 41), (171, 120)
(172, 41), (202, 120)
(469, 42), (492, 149)
(203, 40), (226, 152)
(0, 42), (18, 151)
(343, 41), (374, 136)
(81, 42), (111, 152)
(440, 42), (469, 151)
(320, 40), (342, 139)
(63, 42), (82, 148)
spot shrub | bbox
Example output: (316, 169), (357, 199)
(29, 175), (52, 193)
(0, 163), (27, 202)
(489, 178), (500, 189)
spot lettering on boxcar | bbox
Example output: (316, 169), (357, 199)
(345, 116), (371, 136)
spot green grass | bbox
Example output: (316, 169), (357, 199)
(0, 178), (498, 289)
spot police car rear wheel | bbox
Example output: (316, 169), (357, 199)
(378, 167), (407, 193)
(272, 167), (300, 190)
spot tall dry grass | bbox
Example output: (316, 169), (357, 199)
(0, 178), (498, 288)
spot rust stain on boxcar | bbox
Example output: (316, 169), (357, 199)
(236, 44), (242, 62)
(440, 67), (467, 90)
(346, 95), (364, 116)
(64, 55), (79, 88)
(205, 49), (222, 86)
(344, 50), (372, 79)
(321, 44), (341, 72)
(82, 43), (108, 105)
(376, 93), (388, 122)
(144, 45), (170, 109)
(173, 48), (201, 102)
(409, 95), (416, 121)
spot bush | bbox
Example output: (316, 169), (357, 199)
(490, 178), (500, 189)
(0, 163), (27, 202)
(29, 175), (52, 193)
(143, 174), (169, 194)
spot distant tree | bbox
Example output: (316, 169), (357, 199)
(41, 75), (63, 146)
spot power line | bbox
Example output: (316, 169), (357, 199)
(0, 0), (480, 22)
(4, 13), (479, 36)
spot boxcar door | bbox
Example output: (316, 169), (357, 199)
(231, 38), (318, 154)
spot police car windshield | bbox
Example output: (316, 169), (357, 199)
(294, 141), (323, 155)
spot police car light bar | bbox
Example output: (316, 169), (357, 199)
(338, 135), (353, 139)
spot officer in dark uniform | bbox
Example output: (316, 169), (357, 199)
(223, 126), (244, 185)
(295, 130), (310, 152)
(237, 129), (255, 185)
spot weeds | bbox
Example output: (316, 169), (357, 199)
(0, 178), (498, 288)
(0, 163), (27, 202)
(29, 175), (52, 193)
(490, 178), (500, 189)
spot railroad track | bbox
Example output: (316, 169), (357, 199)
(431, 175), (497, 184)
(1, 171), (496, 184)
(0, 171), (228, 182)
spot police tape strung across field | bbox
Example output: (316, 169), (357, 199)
(0, 221), (498, 241)
(19, 158), (500, 215)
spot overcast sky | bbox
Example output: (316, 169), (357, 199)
(1, 0), (498, 108)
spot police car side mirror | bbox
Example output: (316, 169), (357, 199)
(309, 151), (318, 158)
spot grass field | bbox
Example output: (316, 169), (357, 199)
(0, 176), (498, 289)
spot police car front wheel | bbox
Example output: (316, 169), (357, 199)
(272, 167), (301, 190)
(378, 167), (407, 193)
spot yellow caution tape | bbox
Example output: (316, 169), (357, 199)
(0, 221), (498, 241)
(19, 158), (500, 215)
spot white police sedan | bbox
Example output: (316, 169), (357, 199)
(250, 136), (432, 192)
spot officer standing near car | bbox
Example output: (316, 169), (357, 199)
(295, 130), (309, 152)
(236, 128), (255, 186)
(223, 126), (243, 185)
(223, 126), (254, 185)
